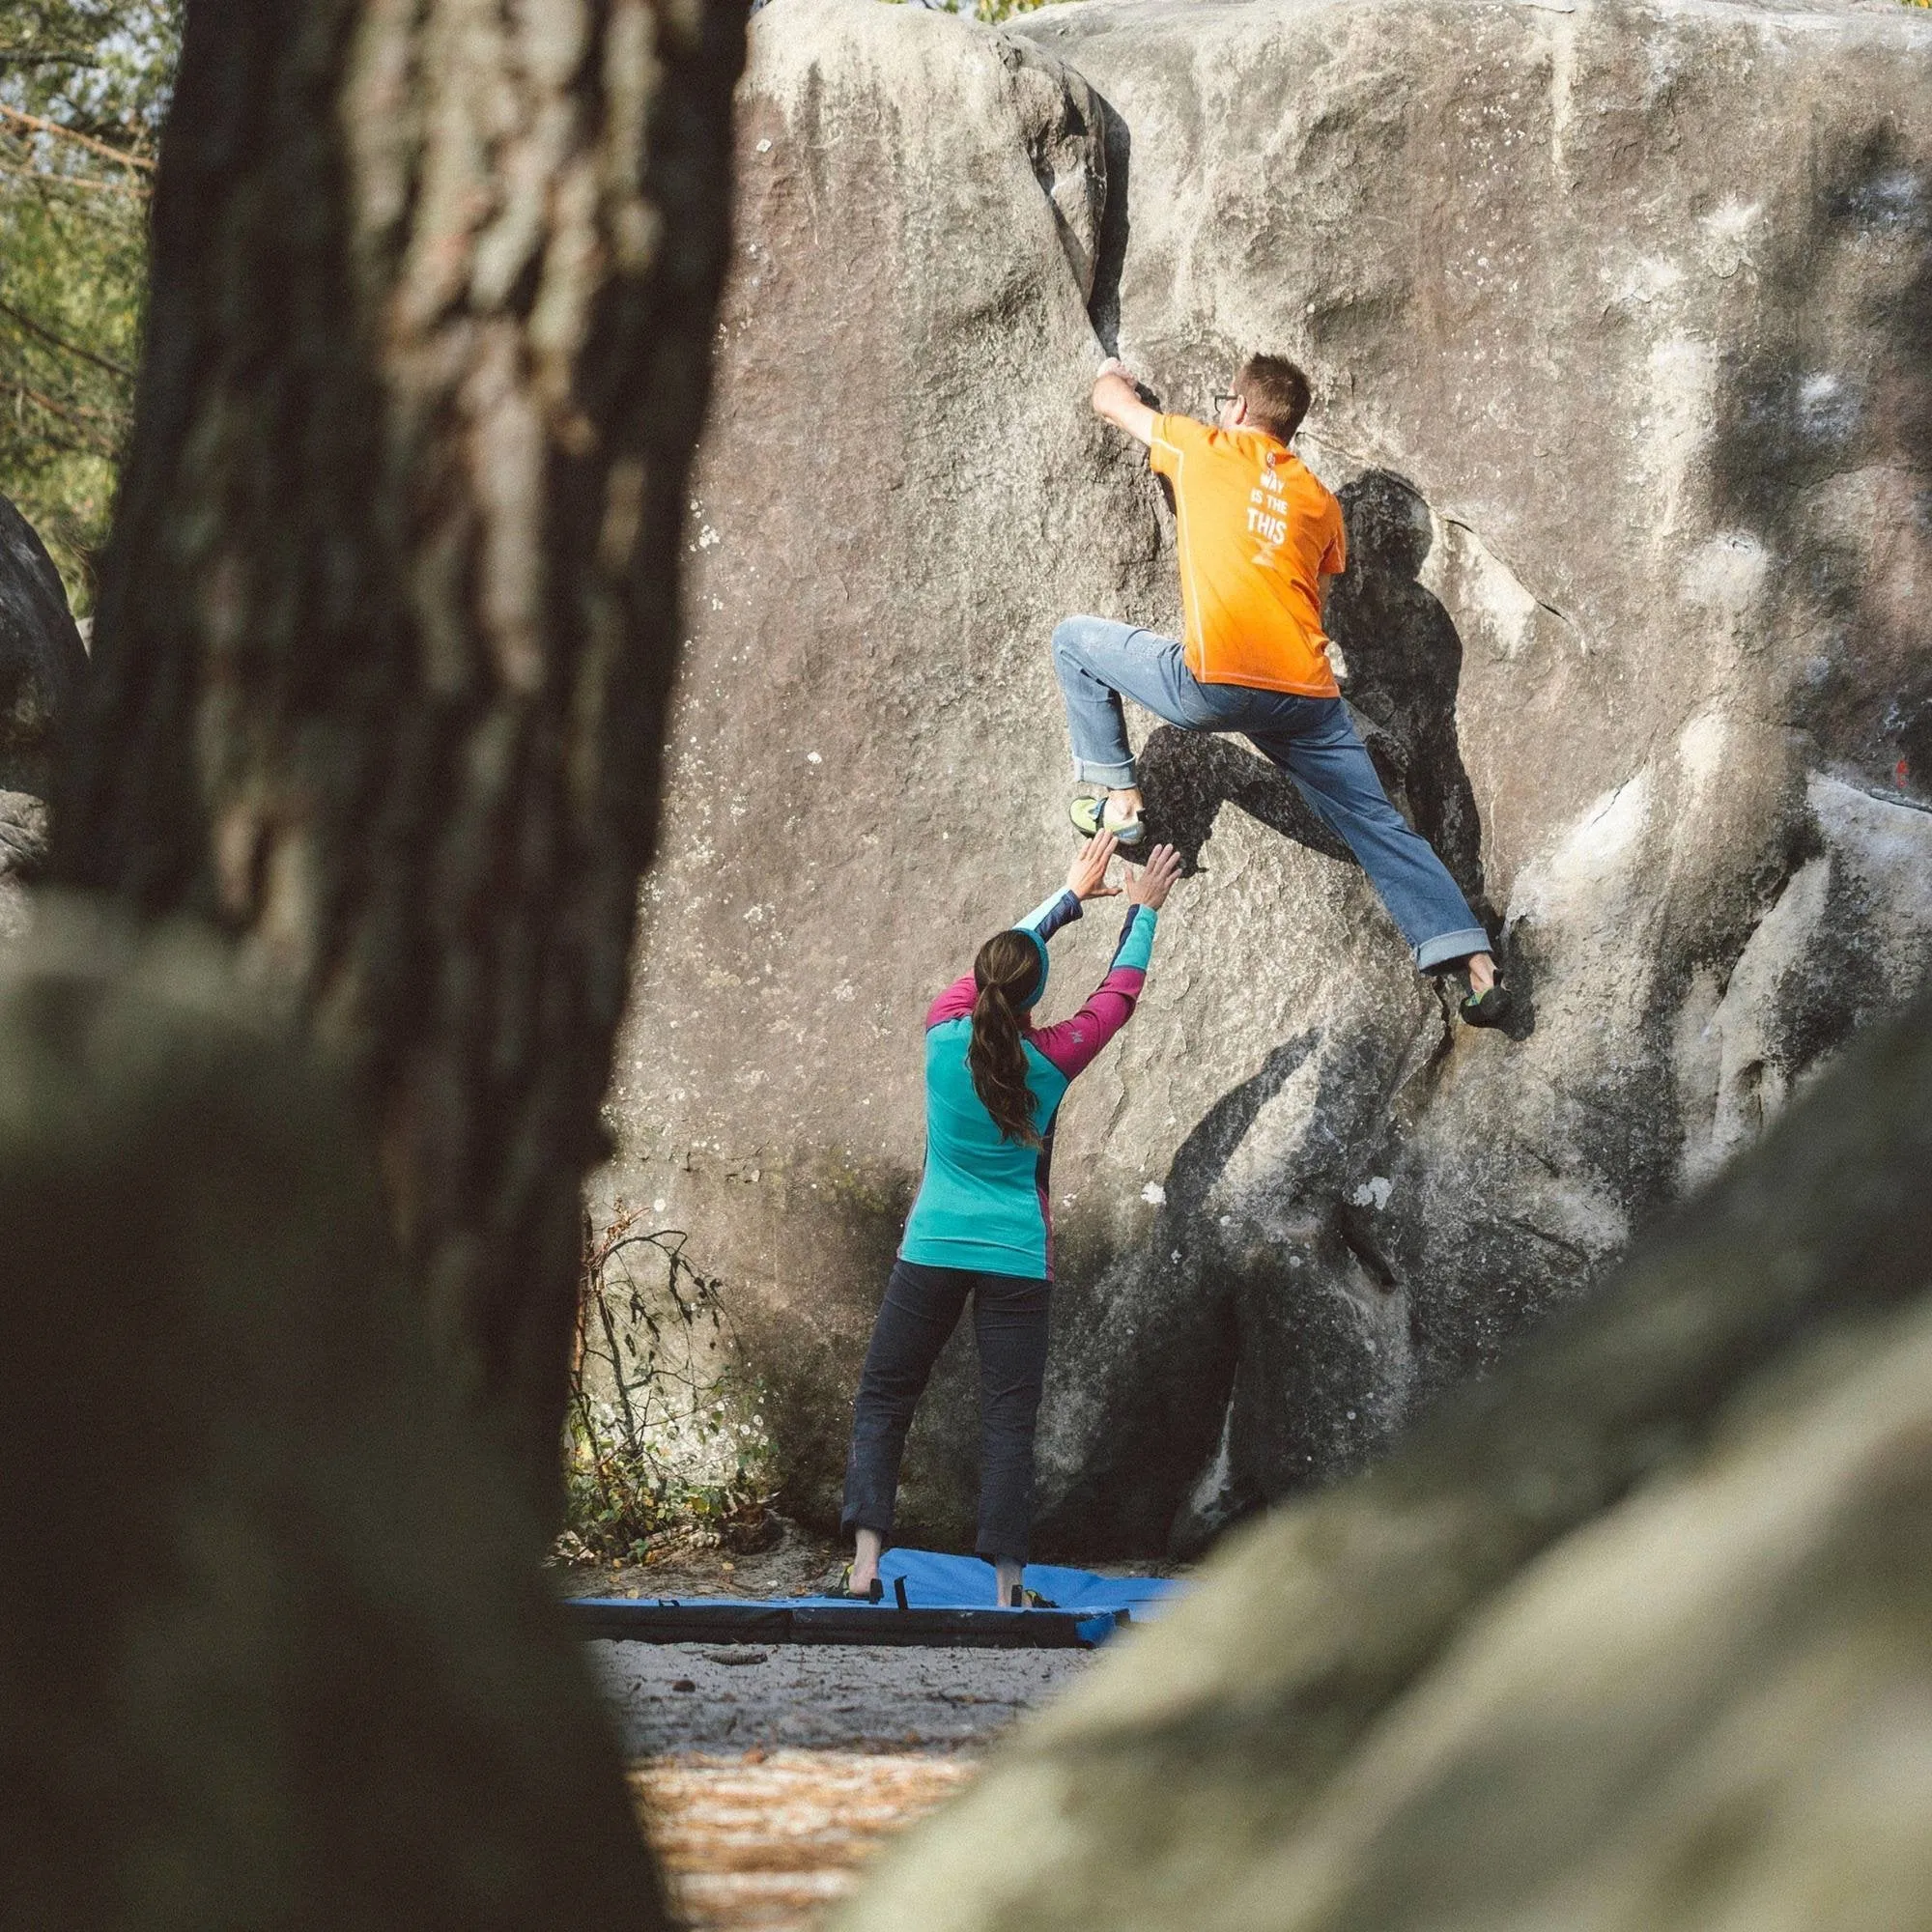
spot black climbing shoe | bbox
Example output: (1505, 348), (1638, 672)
(1005, 1582), (1059, 1609)
(1460, 984), (1513, 1030)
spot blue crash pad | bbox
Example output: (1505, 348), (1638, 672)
(567, 1548), (1185, 1648)
(869, 1547), (1185, 1619)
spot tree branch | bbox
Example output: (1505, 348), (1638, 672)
(0, 100), (155, 171)
(0, 159), (149, 198)
(0, 378), (122, 454)
(0, 295), (135, 380)
(0, 48), (102, 69)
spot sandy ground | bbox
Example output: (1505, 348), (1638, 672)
(567, 1520), (1102, 1755)
(590, 1637), (1095, 1756)
(553, 1515), (870, 1606)
(563, 1520), (1140, 1928)
(632, 1751), (979, 1931)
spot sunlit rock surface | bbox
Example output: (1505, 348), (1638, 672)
(606, 0), (1932, 1550)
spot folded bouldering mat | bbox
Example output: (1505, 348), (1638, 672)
(567, 1548), (1185, 1649)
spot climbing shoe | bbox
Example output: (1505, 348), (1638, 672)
(1007, 1583), (1060, 1609)
(1460, 984), (1514, 1031)
(1068, 793), (1146, 845)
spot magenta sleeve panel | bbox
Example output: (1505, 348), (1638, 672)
(1027, 967), (1147, 1080)
(1025, 904), (1158, 1078)
(925, 973), (978, 1030)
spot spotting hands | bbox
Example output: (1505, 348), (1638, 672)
(1065, 833), (1183, 911)
(1066, 831), (1122, 901)
(1125, 843), (1182, 911)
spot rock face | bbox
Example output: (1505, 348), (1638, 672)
(0, 492), (86, 801)
(0, 494), (86, 939)
(606, 0), (1932, 1550)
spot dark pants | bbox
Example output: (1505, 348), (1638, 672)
(840, 1259), (1053, 1563)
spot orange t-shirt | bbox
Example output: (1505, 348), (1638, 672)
(1149, 413), (1347, 696)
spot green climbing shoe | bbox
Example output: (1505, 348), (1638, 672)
(1068, 794), (1146, 845)
(837, 1562), (884, 1603)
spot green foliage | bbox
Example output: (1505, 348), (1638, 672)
(558, 1208), (778, 1565)
(0, 3), (181, 612)
(880, 0), (1081, 25)
(968, 0), (1066, 21)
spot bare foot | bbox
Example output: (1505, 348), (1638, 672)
(1108, 787), (1146, 819)
(849, 1527), (883, 1597)
(1466, 952), (1496, 998)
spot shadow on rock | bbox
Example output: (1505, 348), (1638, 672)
(1033, 1032), (1321, 1555)
(1327, 469), (1493, 924)
(1136, 727), (1350, 872)
(1710, 127), (1932, 801)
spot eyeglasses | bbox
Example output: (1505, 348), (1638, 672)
(1213, 392), (1237, 414)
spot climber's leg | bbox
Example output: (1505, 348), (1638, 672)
(841, 1260), (973, 1588)
(1051, 616), (1229, 829)
(971, 1268), (1053, 1577)
(1242, 696), (1494, 976)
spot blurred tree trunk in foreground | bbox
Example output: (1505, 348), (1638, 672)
(52, 0), (746, 1501)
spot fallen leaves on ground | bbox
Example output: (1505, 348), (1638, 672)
(632, 1748), (978, 1930)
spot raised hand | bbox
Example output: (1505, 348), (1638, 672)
(1124, 842), (1182, 911)
(1065, 831), (1122, 902)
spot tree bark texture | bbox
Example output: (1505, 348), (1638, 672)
(53, 0), (748, 1490)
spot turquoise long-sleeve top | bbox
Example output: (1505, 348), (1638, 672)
(898, 887), (1158, 1279)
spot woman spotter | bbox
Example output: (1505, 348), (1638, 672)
(840, 832), (1183, 1605)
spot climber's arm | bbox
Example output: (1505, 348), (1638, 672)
(925, 840), (1117, 1028)
(1092, 358), (1156, 446)
(1028, 844), (1179, 1077)
(1014, 829), (1122, 945)
(1016, 889), (1082, 945)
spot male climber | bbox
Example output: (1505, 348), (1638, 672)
(1052, 353), (1509, 1026)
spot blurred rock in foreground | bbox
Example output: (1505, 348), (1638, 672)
(0, 899), (667, 1931)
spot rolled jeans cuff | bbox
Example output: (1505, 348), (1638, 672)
(1071, 753), (1137, 789)
(1415, 926), (1492, 973)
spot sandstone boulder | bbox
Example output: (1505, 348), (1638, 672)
(607, 0), (1932, 1549)
(0, 492), (86, 802)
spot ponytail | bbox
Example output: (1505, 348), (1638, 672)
(968, 929), (1043, 1149)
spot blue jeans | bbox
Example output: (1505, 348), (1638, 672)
(1051, 615), (1490, 971)
(841, 1259), (1052, 1563)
